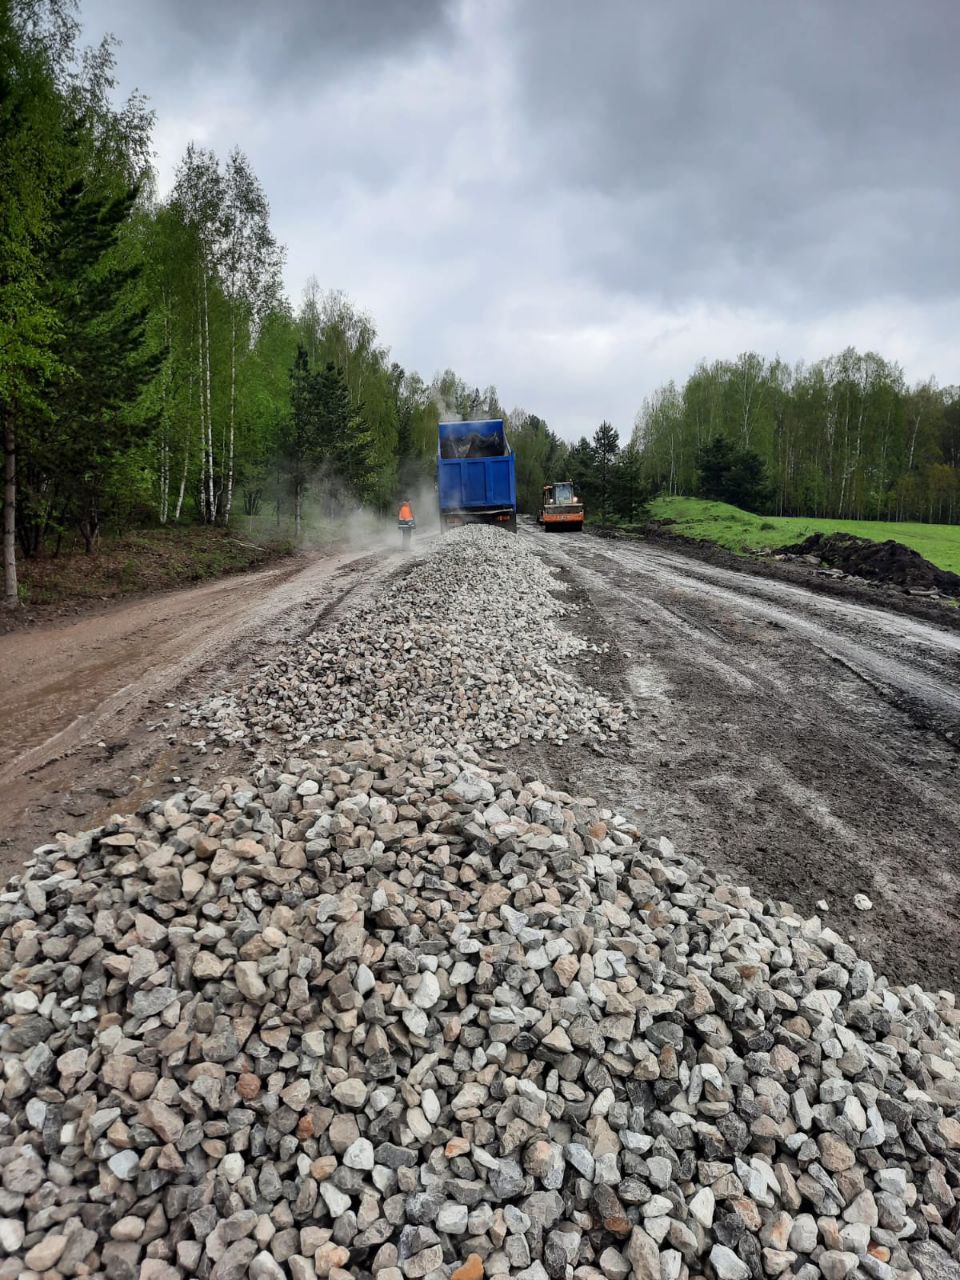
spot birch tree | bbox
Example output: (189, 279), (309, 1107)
(219, 148), (283, 523)
(171, 145), (225, 523)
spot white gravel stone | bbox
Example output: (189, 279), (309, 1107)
(0, 529), (957, 1280)
(186, 526), (626, 752)
(343, 1137), (375, 1171)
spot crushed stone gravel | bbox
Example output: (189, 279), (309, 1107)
(184, 526), (627, 754)
(1, 527), (958, 1280)
(0, 743), (959, 1279)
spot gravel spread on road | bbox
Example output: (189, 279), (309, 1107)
(184, 526), (627, 753)
(1, 528), (957, 1280)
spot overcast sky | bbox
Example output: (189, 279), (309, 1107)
(81, 0), (959, 440)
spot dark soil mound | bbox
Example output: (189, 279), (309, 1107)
(784, 532), (960, 594)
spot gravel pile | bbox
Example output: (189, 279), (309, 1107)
(1, 744), (958, 1280)
(185, 526), (626, 753)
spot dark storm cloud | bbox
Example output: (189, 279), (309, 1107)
(116, 0), (454, 93)
(506, 0), (960, 305)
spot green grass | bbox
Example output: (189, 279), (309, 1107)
(648, 496), (960, 576)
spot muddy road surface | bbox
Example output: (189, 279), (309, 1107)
(0, 542), (403, 880)
(3, 521), (959, 991)
(512, 525), (960, 992)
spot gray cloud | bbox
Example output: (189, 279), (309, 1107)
(507, 0), (960, 305)
(112, 0), (454, 92)
(80, 0), (959, 437)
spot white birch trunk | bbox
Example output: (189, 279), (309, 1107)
(174, 449), (188, 521)
(908, 411), (921, 472)
(159, 310), (170, 525)
(225, 312), (237, 525)
(203, 272), (215, 521)
(196, 284), (207, 523)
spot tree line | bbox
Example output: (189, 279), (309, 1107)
(0, 1), (481, 605)
(3, 1), (610, 609)
(636, 351), (960, 522)
(7, 5), (954, 614)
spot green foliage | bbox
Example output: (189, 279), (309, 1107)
(637, 349), (960, 524)
(0, 1), (64, 408)
(650, 495), (960, 576)
(20, 176), (163, 550)
(552, 427), (651, 525)
(0, 4), (542, 580)
(509, 411), (568, 514)
(610, 440), (651, 523)
(696, 435), (771, 512)
(593, 421), (619, 524)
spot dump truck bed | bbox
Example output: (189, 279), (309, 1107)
(437, 420), (517, 529)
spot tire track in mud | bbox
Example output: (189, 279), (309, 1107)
(517, 524), (960, 992)
(592, 537), (960, 736)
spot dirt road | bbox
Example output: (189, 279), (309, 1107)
(3, 522), (959, 989)
(0, 542), (400, 880)
(512, 525), (960, 991)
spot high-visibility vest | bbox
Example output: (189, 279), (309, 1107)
(399, 503), (413, 522)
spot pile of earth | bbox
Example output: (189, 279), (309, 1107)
(782, 535), (960, 597)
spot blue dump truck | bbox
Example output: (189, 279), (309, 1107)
(437, 419), (517, 531)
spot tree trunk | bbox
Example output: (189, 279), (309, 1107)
(225, 312), (237, 525)
(159, 311), (170, 525)
(3, 411), (18, 607)
(295, 481), (302, 540)
(174, 450), (188, 521)
(195, 293), (206, 523)
(159, 433), (169, 525)
(907, 411), (921, 472)
(203, 274), (215, 521)
(78, 510), (98, 555)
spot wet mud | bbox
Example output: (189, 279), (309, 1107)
(508, 524), (960, 992)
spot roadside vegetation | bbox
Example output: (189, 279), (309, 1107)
(3, 5), (956, 615)
(647, 496), (960, 578)
(12, 526), (293, 610)
(636, 351), (960, 523)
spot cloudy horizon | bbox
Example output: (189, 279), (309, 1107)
(81, 0), (960, 441)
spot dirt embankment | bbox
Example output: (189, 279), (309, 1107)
(3, 526), (296, 634)
(784, 530), (960, 594)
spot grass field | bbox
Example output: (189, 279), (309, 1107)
(648, 496), (960, 577)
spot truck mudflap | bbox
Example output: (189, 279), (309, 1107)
(442, 509), (517, 532)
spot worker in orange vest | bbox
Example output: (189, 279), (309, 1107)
(398, 498), (415, 549)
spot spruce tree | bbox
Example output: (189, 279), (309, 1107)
(592, 421), (620, 525)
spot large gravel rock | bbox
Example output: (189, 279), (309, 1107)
(185, 525), (627, 753)
(1, 743), (958, 1279)
(2, 529), (958, 1278)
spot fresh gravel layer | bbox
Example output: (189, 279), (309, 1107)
(1, 745), (959, 1280)
(185, 525), (626, 753)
